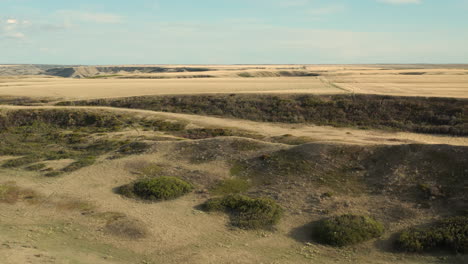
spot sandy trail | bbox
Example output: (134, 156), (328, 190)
(1, 105), (466, 146)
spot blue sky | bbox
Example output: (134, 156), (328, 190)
(1, 0), (467, 64)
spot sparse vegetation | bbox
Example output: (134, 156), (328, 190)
(210, 178), (251, 195)
(0, 182), (41, 204)
(395, 216), (468, 253)
(104, 217), (148, 239)
(57, 94), (468, 136)
(132, 177), (193, 201)
(25, 163), (47, 171)
(203, 194), (283, 229)
(86, 74), (122, 79)
(312, 215), (384, 247)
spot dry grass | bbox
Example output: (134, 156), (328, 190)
(0, 181), (42, 204)
(1, 65), (467, 100)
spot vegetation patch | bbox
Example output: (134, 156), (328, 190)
(62, 156), (96, 172)
(104, 217), (148, 239)
(203, 194), (283, 229)
(86, 74), (122, 79)
(0, 96), (51, 106)
(25, 163), (47, 171)
(312, 215), (384, 247)
(0, 182), (41, 204)
(177, 128), (260, 140)
(2, 156), (41, 168)
(57, 94), (468, 136)
(121, 177), (193, 201)
(210, 178), (251, 195)
(271, 134), (316, 145)
(0, 110), (162, 175)
(395, 216), (468, 254)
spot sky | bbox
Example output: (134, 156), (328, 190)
(0, 0), (467, 65)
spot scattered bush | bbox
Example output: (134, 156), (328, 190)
(312, 214), (384, 246)
(395, 216), (468, 253)
(210, 178), (251, 195)
(25, 163), (47, 171)
(132, 177), (193, 201)
(203, 194), (283, 229)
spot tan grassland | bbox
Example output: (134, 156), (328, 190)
(0, 65), (467, 99)
(0, 64), (467, 264)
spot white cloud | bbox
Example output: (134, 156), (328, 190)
(377, 0), (422, 4)
(1, 18), (28, 39)
(57, 11), (124, 24)
(6, 19), (18, 24)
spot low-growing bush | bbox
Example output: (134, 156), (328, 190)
(203, 194), (283, 229)
(312, 214), (384, 246)
(395, 216), (468, 253)
(132, 177), (193, 201)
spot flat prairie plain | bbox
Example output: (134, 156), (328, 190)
(0, 65), (467, 99)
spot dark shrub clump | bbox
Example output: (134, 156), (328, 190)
(132, 177), (193, 201)
(395, 216), (468, 254)
(203, 194), (283, 229)
(312, 214), (384, 246)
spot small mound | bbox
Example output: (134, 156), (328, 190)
(104, 218), (148, 239)
(203, 194), (283, 229)
(312, 215), (384, 247)
(395, 216), (468, 254)
(132, 177), (193, 201)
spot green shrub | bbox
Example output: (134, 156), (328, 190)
(395, 216), (468, 253)
(133, 177), (193, 201)
(203, 194), (283, 229)
(210, 178), (251, 195)
(312, 214), (384, 246)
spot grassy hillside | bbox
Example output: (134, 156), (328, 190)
(57, 94), (468, 136)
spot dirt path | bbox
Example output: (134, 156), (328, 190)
(1, 105), (467, 146)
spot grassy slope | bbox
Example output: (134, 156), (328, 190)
(0, 107), (467, 263)
(57, 94), (468, 136)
